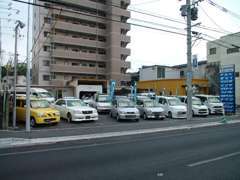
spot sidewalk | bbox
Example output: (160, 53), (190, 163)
(1, 114), (240, 149)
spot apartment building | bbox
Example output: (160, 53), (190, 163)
(32, 0), (131, 96)
(207, 32), (240, 105)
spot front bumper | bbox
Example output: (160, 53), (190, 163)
(194, 109), (209, 116)
(72, 113), (98, 121)
(119, 114), (140, 120)
(36, 116), (60, 124)
(172, 111), (187, 119)
(146, 112), (165, 119)
(210, 108), (225, 115)
(97, 107), (112, 113)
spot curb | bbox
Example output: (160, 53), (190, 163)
(1, 120), (240, 149)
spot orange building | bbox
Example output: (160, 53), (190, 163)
(137, 79), (209, 96)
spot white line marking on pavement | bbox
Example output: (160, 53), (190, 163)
(187, 151), (240, 167)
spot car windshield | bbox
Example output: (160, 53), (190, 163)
(144, 101), (161, 107)
(192, 99), (202, 105)
(39, 92), (53, 98)
(31, 100), (50, 108)
(67, 100), (87, 107)
(118, 101), (135, 107)
(208, 97), (221, 103)
(98, 95), (110, 102)
(168, 98), (182, 106)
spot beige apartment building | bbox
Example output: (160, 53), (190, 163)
(32, 0), (131, 97)
(207, 32), (240, 105)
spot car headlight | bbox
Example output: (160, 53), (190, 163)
(73, 110), (82, 114)
(119, 110), (125, 114)
(146, 110), (152, 114)
(37, 112), (45, 117)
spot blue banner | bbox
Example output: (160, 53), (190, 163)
(219, 65), (236, 113)
(109, 80), (116, 101)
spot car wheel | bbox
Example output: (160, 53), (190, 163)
(143, 113), (147, 120)
(168, 111), (172, 118)
(67, 113), (72, 123)
(30, 117), (36, 127)
(110, 112), (113, 118)
(192, 110), (195, 117)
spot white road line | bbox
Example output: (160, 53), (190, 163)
(188, 151), (240, 167)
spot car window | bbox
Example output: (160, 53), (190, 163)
(31, 100), (50, 108)
(67, 100), (87, 107)
(56, 100), (63, 106)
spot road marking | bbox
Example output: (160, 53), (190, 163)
(187, 151), (240, 167)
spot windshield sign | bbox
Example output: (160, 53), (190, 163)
(168, 98), (182, 106)
(208, 97), (221, 103)
(67, 100), (87, 107)
(31, 100), (50, 108)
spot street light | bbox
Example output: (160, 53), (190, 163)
(12, 20), (25, 129)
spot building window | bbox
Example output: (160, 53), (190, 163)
(180, 70), (185, 78)
(44, 17), (51, 24)
(43, 60), (50, 66)
(236, 72), (239, 77)
(43, 75), (50, 81)
(43, 46), (50, 51)
(209, 48), (216, 55)
(227, 47), (239, 54)
(44, 31), (49, 37)
(157, 67), (165, 78)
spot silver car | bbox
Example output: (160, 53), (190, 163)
(137, 99), (165, 120)
(53, 98), (98, 122)
(110, 99), (140, 121)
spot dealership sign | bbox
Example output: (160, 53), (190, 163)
(219, 64), (236, 113)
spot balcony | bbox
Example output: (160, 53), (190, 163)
(121, 61), (131, 69)
(65, 0), (106, 10)
(120, 48), (131, 56)
(50, 64), (106, 75)
(121, 35), (130, 43)
(52, 49), (107, 62)
(55, 21), (106, 35)
(52, 35), (106, 48)
(50, 79), (67, 87)
(120, 22), (131, 31)
(52, 9), (106, 24)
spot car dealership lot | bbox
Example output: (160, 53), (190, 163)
(13, 113), (231, 131)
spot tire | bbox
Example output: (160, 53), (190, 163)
(30, 117), (36, 127)
(168, 111), (172, 118)
(67, 113), (72, 123)
(143, 113), (147, 120)
(110, 112), (113, 118)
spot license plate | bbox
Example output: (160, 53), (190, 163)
(86, 116), (90, 119)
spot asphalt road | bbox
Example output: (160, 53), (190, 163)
(1, 124), (240, 180)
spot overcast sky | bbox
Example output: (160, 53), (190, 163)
(1, 0), (240, 72)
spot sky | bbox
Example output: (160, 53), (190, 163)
(0, 0), (240, 72)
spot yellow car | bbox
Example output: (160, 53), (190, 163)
(16, 96), (60, 127)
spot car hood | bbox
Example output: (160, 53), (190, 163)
(118, 107), (139, 113)
(170, 105), (187, 111)
(31, 108), (59, 114)
(192, 105), (208, 109)
(145, 107), (164, 112)
(209, 103), (224, 107)
(68, 106), (95, 111)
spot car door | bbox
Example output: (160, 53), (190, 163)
(54, 100), (65, 118)
(16, 99), (26, 122)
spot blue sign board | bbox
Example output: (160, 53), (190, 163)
(109, 80), (116, 101)
(219, 65), (236, 113)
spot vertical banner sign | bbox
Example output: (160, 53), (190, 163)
(109, 80), (116, 101)
(130, 81), (137, 102)
(192, 54), (198, 70)
(220, 65), (236, 113)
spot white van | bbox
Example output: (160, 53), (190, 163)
(14, 87), (55, 103)
(195, 94), (225, 115)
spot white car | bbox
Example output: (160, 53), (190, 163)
(178, 96), (209, 116)
(110, 99), (140, 121)
(156, 96), (187, 119)
(136, 99), (165, 120)
(53, 98), (98, 122)
(89, 94), (112, 113)
(195, 95), (225, 115)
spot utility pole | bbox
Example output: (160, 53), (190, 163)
(13, 20), (25, 129)
(26, 0), (31, 132)
(186, 0), (193, 121)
